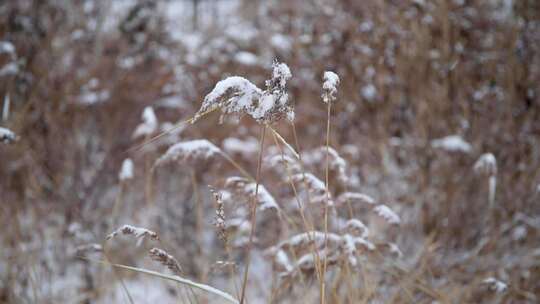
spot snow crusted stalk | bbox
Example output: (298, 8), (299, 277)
(239, 124), (266, 304)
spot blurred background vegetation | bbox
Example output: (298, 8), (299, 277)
(0, 0), (539, 303)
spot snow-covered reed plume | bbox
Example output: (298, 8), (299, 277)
(0, 126), (17, 144)
(482, 277), (508, 293)
(193, 61), (293, 124)
(264, 153), (301, 172)
(222, 137), (259, 158)
(431, 135), (472, 153)
(106, 225), (159, 244)
(119, 158), (134, 181)
(224, 176), (279, 211)
(269, 230), (376, 276)
(0, 41), (15, 57)
(321, 71), (340, 104)
(336, 192), (375, 206)
(474, 153), (497, 209)
(75, 243), (103, 255)
(149, 247), (183, 275)
(132, 106), (158, 139)
(154, 139), (222, 167)
(291, 173), (327, 196)
(345, 219), (370, 238)
(304, 146), (348, 183)
(373, 204), (401, 225)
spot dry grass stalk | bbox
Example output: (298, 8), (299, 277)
(149, 247), (183, 276)
(210, 186), (228, 245)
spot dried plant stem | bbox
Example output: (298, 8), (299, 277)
(111, 182), (126, 226)
(225, 245), (241, 299)
(221, 152), (255, 181)
(290, 121), (328, 282)
(268, 125), (300, 159)
(84, 258), (239, 303)
(321, 101), (332, 304)
(270, 131), (324, 287)
(100, 247), (135, 304)
(191, 170), (207, 284)
(239, 124), (266, 304)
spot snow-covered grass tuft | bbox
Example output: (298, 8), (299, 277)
(373, 204), (401, 225)
(482, 277), (508, 293)
(431, 135), (472, 153)
(0, 126), (18, 144)
(119, 158), (134, 181)
(155, 139), (222, 167)
(193, 61), (294, 124)
(133, 106), (158, 139)
(474, 153), (497, 176)
(321, 71), (340, 103)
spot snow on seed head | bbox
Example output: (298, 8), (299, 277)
(431, 135), (472, 153)
(374, 204), (401, 225)
(322, 71), (340, 103)
(0, 126), (18, 144)
(253, 61), (294, 123)
(193, 76), (262, 123)
(224, 176), (279, 211)
(119, 158), (134, 181)
(106, 225), (159, 247)
(336, 192), (376, 206)
(345, 219), (370, 238)
(132, 106), (158, 139)
(149, 247), (183, 275)
(474, 153), (497, 176)
(193, 62), (294, 124)
(154, 139), (222, 167)
(482, 277), (508, 293)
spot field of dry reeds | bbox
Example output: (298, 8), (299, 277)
(1, 0), (539, 303)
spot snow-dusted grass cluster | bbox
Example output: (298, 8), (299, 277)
(193, 61), (294, 124)
(0, 126), (18, 144)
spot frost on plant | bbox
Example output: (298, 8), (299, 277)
(194, 76), (262, 123)
(303, 146), (348, 183)
(431, 135), (472, 153)
(474, 153), (497, 208)
(119, 158), (134, 181)
(224, 176), (279, 211)
(132, 106), (158, 139)
(482, 277), (508, 293)
(374, 204), (401, 225)
(0, 126), (18, 144)
(321, 71), (340, 103)
(474, 153), (497, 176)
(193, 61), (294, 124)
(106, 225), (159, 246)
(345, 219), (370, 238)
(155, 139), (222, 167)
(149, 247), (183, 276)
(336, 192), (375, 206)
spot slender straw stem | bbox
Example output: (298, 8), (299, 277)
(321, 101), (332, 304)
(270, 131), (323, 287)
(239, 124), (267, 304)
